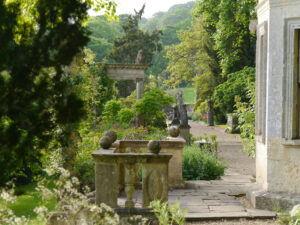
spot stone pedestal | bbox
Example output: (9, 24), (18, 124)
(179, 126), (191, 145)
(142, 161), (169, 207)
(92, 148), (172, 209)
(92, 148), (119, 208)
(115, 139), (185, 189)
(162, 137), (185, 188)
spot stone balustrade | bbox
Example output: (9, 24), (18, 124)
(112, 137), (185, 189)
(92, 148), (172, 208)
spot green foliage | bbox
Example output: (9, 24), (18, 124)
(212, 67), (255, 116)
(109, 5), (162, 64)
(194, 0), (256, 75)
(134, 89), (174, 128)
(118, 108), (135, 124)
(117, 126), (168, 140)
(68, 49), (116, 122)
(165, 17), (222, 113)
(73, 130), (100, 188)
(0, 0), (91, 186)
(235, 78), (256, 157)
(0, 0), (117, 186)
(165, 87), (196, 104)
(183, 144), (226, 180)
(149, 200), (186, 225)
(102, 100), (122, 121)
(87, 15), (122, 62)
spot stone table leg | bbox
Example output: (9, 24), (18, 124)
(95, 162), (118, 208)
(142, 162), (169, 207)
(125, 163), (136, 208)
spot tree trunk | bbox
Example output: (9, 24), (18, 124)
(207, 98), (214, 126)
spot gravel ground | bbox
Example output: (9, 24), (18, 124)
(189, 121), (241, 143)
(186, 219), (279, 225)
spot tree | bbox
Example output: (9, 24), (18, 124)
(134, 89), (174, 128)
(212, 67), (255, 119)
(194, 0), (256, 75)
(0, 0), (116, 185)
(165, 18), (222, 125)
(165, 17), (221, 93)
(109, 4), (162, 64)
(87, 15), (122, 62)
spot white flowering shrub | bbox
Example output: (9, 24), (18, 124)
(0, 182), (29, 225)
(290, 204), (300, 225)
(36, 157), (120, 224)
(0, 148), (119, 225)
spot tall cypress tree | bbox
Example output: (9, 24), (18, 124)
(109, 4), (162, 64)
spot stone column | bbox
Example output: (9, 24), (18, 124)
(136, 78), (143, 100)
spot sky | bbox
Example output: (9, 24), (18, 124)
(92, 0), (194, 18)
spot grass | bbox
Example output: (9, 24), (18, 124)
(165, 86), (196, 104)
(216, 124), (227, 129)
(1, 182), (56, 223)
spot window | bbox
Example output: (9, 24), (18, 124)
(284, 20), (300, 140)
(255, 22), (267, 143)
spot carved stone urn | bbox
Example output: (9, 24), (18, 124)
(147, 140), (161, 154)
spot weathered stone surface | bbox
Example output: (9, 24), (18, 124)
(92, 148), (172, 209)
(99, 136), (112, 149)
(255, 0), (300, 200)
(248, 189), (300, 211)
(95, 162), (119, 208)
(179, 127), (191, 145)
(104, 130), (117, 143)
(142, 162), (169, 207)
(147, 140), (161, 154)
(116, 139), (185, 189)
(209, 205), (246, 212)
(168, 125), (180, 137)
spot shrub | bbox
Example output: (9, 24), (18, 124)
(118, 108), (135, 124)
(235, 80), (255, 157)
(212, 67), (255, 120)
(102, 100), (122, 121)
(150, 200), (186, 225)
(183, 144), (226, 180)
(134, 89), (174, 128)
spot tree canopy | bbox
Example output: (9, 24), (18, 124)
(0, 0), (116, 185)
(108, 5), (162, 64)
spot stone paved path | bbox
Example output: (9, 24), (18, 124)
(118, 174), (276, 221)
(118, 121), (276, 223)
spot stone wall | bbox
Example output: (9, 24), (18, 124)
(255, 0), (300, 195)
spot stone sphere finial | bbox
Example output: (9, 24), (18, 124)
(104, 130), (117, 143)
(168, 125), (180, 137)
(100, 136), (112, 149)
(147, 140), (161, 154)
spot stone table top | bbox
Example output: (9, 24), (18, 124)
(92, 148), (172, 163)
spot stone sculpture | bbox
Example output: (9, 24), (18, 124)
(135, 49), (145, 64)
(171, 105), (180, 126)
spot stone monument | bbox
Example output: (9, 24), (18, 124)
(249, 0), (300, 210)
(177, 90), (191, 145)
